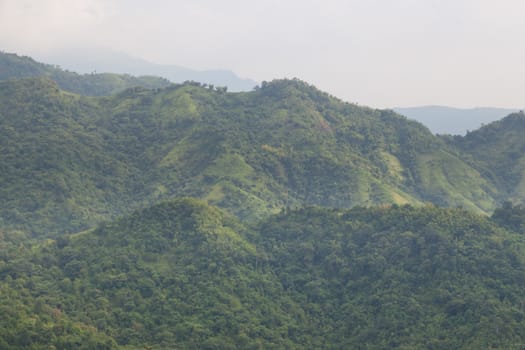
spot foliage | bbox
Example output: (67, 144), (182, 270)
(259, 204), (525, 348)
(491, 201), (525, 232)
(4, 50), (525, 350)
(0, 199), (308, 349)
(450, 111), (525, 206)
(0, 74), (509, 235)
(2, 200), (525, 348)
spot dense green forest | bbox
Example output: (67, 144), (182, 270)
(2, 53), (525, 349)
(2, 199), (525, 349)
(1, 70), (522, 235)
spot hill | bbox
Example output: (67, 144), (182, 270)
(394, 105), (520, 135)
(451, 112), (525, 204)
(0, 199), (313, 349)
(1, 199), (525, 348)
(0, 51), (171, 96)
(0, 76), (505, 235)
(3, 52), (525, 350)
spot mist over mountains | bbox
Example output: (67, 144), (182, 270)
(38, 47), (258, 92)
(395, 106), (522, 135)
(8, 49), (518, 136)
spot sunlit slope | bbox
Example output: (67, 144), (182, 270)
(0, 77), (505, 235)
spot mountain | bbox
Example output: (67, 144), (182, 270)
(4, 52), (525, 350)
(394, 106), (520, 135)
(38, 47), (258, 92)
(2, 199), (525, 349)
(0, 51), (171, 96)
(1, 76), (507, 236)
(451, 112), (525, 203)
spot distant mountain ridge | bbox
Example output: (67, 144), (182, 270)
(38, 47), (258, 92)
(394, 105), (521, 135)
(0, 51), (171, 96)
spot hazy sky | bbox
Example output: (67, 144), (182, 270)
(1, 0), (524, 108)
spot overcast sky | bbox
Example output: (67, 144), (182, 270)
(1, 0), (524, 108)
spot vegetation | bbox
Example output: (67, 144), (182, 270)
(0, 73), (515, 235)
(2, 199), (525, 348)
(3, 52), (525, 349)
(0, 51), (170, 96)
(491, 201), (525, 232)
(450, 111), (525, 205)
(259, 204), (525, 349)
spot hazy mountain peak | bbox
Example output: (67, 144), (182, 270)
(38, 47), (258, 92)
(394, 105), (522, 135)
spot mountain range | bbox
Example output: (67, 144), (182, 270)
(0, 51), (171, 96)
(1, 52), (525, 236)
(2, 51), (525, 349)
(38, 47), (257, 92)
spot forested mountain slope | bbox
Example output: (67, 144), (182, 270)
(0, 77), (502, 235)
(2, 52), (525, 350)
(450, 112), (525, 204)
(0, 51), (170, 96)
(1, 199), (525, 349)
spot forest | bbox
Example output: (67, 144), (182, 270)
(2, 199), (525, 349)
(2, 56), (525, 236)
(2, 52), (525, 348)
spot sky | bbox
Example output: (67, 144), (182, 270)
(1, 0), (524, 108)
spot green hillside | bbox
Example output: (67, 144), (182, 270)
(4, 51), (525, 350)
(451, 112), (525, 204)
(0, 51), (170, 96)
(0, 76), (504, 235)
(0, 199), (313, 349)
(2, 199), (525, 349)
